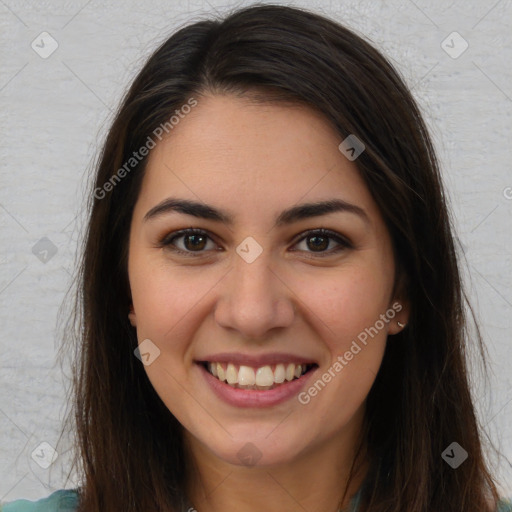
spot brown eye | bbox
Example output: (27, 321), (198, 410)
(183, 233), (208, 251)
(306, 234), (329, 251)
(292, 229), (352, 256)
(161, 228), (217, 255)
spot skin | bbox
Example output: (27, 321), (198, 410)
(127, 94), (409, 512)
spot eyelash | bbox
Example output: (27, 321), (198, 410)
(159, 228), (353, 258)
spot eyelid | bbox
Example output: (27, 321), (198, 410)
(291, 227), (352, 246)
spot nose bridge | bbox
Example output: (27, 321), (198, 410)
(234, 248), (275, 299)
(214, 243), (295, 338)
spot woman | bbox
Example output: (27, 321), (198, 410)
(2, 4), (511, 512)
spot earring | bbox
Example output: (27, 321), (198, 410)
(397, 321), (406, 328)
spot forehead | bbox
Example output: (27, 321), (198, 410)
(136, 94), (380, 226)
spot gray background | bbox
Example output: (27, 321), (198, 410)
(1, 0), (511, 503)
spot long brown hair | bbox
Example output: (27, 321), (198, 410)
(58, 4), (504, 511)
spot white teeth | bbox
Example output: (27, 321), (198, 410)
(226, 363), (238, 384)
(274, 363), (285, 383)
(285, 363), (295, 381)
(206, 361), (311, 388)
(238, 365), (256, 386)
(217, 363), (226, 381)
(255, 365), (274, 386)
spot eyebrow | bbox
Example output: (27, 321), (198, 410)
(143, 197), (370, 227)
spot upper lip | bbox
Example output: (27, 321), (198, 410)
(196, 352), (318, 367)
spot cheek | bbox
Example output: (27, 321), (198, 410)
(128, 252), (221, 349)
(297, 262), (393, 343)
(295, 266), (392, 420)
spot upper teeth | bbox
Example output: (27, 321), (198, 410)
(208, 362), (308, 387)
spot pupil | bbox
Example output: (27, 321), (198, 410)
(308, 235), (328, 251)
(185, 234), (206, 250)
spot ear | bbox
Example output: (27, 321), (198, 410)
(387, 298), (410, 335)
(128, 304), (137, 327)
(387, 266), (410, 335)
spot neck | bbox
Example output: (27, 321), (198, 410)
(183, 412), (368, 512)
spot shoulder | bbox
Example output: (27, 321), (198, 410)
(498, 498), (512, 512)
(0, 489), (79, 512)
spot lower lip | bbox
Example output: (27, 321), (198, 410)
(197, 363), (317, 408)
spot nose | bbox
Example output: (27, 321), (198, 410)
(213, 248), (296, 340)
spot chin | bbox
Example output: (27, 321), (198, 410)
(200, 426), (310, 468)
(216, 444), (299, 468)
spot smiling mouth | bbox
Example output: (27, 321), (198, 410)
(199, 361), (318, 390)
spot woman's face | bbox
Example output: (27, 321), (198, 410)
(127, 94), (407, 467)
